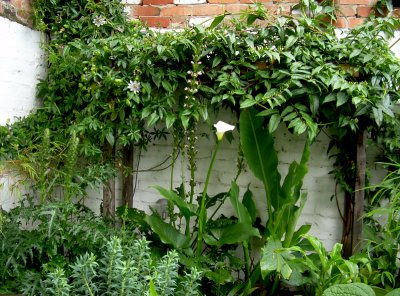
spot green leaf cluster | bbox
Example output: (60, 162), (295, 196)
(0, 0), (397, 210)
(0, 200), (114, 294)
(1, 0), (400, 294)
(240, 108), (310, 245)
(42, 237), (201, 296)
(261, 235), (367, 295)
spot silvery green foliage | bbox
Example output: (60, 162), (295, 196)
(129, 236), (152, 293)
(151, 250), (179, 295)
(42, 236), (201, 295)
(70, 253), (99, 296)
(176, 267), (202, 296)
(43, 267), (70, 296)
(99, 236), (125, 294)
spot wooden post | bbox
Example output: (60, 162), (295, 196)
(102, 141), (115, 217)
(341, 191), (353, 258)
(122, 144), (135, 208)
(352, 127), (367, 253)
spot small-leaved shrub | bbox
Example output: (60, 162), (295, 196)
(41, 236), (201, 296)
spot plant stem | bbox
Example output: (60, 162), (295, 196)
(208, 193), (228, 221)
(83, 277), (94, 296)
(196, 140), (220, 257)
(243, 240), (251, 281)
(269, 276), (280, 296)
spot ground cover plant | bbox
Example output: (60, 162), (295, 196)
(0, 200), (115, 294)
(1, 0), (400, 294)
(361, 160), (400, 289)
(0, 200), (201, 295)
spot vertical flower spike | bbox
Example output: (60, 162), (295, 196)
(214, 121), (235, 141)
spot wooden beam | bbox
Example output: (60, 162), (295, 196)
(352, 127), (367, 253)
(122, 144), (135, 208)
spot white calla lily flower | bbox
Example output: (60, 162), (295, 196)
(214, 121), (235, 141)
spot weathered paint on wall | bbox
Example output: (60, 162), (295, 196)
(0, 16), (45, 125)
(0, 16), (45, 210)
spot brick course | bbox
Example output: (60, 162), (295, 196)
(0, 0), (379, 29)
(125, 0), (378, 28)
(139, 16), (171, 27)
(357, 5), (372, 17)
(161, 6), (193, 16)
(143, 0), (173, 5)
(0, 0), (32, 26)
(132, 5), (161, 16)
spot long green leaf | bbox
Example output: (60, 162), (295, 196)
(290, 224), (311, 246)
(229, 182), (252, 225)
(385, 288), (400, 296)
(153, 185), (197, 218)
(281, 140), (310, 205)
(144, 215), (190, 249)
(149, 280), (158, 296)
(242, 187), (257, 224)
(204, 222), (260, 246)
(303, 234), (328, 269)
(240, 108), (281, 220)
(282, 193), (307, 247)
(209, 14), (226, 29)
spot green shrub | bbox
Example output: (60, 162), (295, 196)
(0, 200), (114, 294)
(0, 200), (201, 295)
(41, 236), (201, 296)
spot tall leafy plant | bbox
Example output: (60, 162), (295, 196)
(239, 108), (311, 294)
(240, 108), (310, 245)
(136, 121), (262, 293)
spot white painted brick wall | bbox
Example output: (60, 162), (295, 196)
(0, 18), (393, 250)
(0, 16), (46, 211)
(0, 17), (46, 125)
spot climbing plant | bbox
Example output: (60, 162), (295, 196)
(0, 0), (398, 256)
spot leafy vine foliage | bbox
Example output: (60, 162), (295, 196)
(1, 0), (400, 294)
(0, 0), (397, 192)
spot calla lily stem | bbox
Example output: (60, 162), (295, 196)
(196, 140), (221, 257)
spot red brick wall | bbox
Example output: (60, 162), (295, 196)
(124, 0), (378, 28)
(0, 0), (32, 26)
(0, 0), (378, 29)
